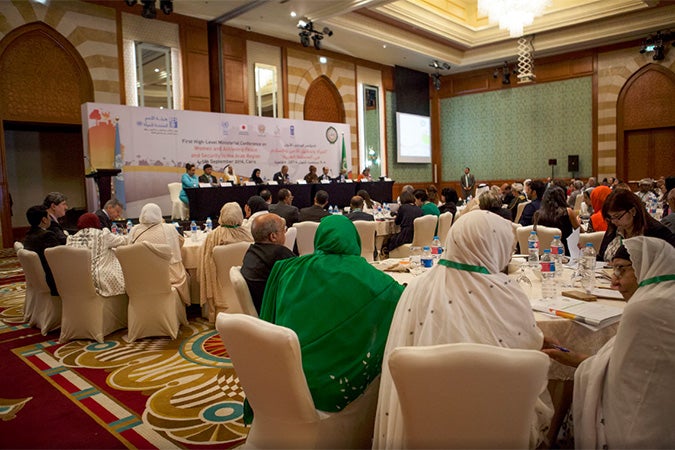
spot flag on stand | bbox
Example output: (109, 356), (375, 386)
(113, 119), (126, 207)
(340, 133), (348, 173)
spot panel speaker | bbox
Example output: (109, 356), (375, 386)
(568, 155), (579, 172)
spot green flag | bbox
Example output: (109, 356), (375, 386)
(340, 133), (347, 172)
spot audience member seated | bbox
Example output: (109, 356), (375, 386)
(414, 189), (440, 217)
(95, 198), (123, 231)
(567, 180), (584, 208)
(346, 196), (374, 221)
(356, 189), (380, 214)
(597, 189), (675, 261)
(22, 205), (61, 296)
(198, 163), (217, 185)
(198, 202), (253, 322)
(223, 164), (239, 185)
(396, 185), (414, 203)
(272, 165), (290, 184)
(66, 213), (127, 297)
(249, 168), (264, 185)
(318, 166), (332, 182)
(269, 188), (299, 228)
(259, 189), (272, 205)
(661, 188), (675, 234)
(427, 184), (440, 205)
(479, 189), (512, 221)
(635, 178), (658, 205)
(381, 190), (422, 256)
(179, 163), (198, 205)
(533, 186), (580, 255)
(43, 192), (69, 244)
(257, 215), (403, 420)
(357, 167), (372, 182)
(543, 237), (675, 449)
(240, 214), (295, 312)
(501, 182), (515, 206)
(374, 210), (553, 449)
(606, 245), (639, 300)
(299, 190), (330, 222)
(588, 185), (611, 232)
(303, 165), (319, 184)
(507, 182), (527, 221)
(438, 187), (459, 216)
(241, 195), (269, 232)
(519, 179), (546, 226)
(128, 203), (190, 304)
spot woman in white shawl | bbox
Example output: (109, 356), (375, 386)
(544, 236), (675, 448)
(198, 202), (253, 321)
(127, 203), (190, 304)
(373, 210), (552, 449)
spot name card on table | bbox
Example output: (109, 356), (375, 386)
(384, 177), (392, 181)
(198, 183), (212, 188)
(297, 180), (307, 184)
(345, 179), (353, 183)
(220, 182), (232, 187)
(244, 181), (256, 186)
(320, 180), (331, 184)
(267, 181), (278, 185)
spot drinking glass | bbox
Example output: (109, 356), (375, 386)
(409, 246), (421, 269)
(515, 261), (532, 292)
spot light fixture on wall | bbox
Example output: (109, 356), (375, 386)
(429, 60), (451, 91)
(640, 30), (672, 61)
(297, 19), (333, 50)
(516, 36), (536, 83)
(125, 0), (173, 19)
(493, 61), (518, 85)
(478, 0), (550, 38)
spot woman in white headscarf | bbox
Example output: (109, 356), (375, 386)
(198, 202), (253, 321)
(373, 210), (552, 449)
(544, 236), (675, 448)
(128, 203), (190, 304)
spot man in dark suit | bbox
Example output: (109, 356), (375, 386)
(198, 163), (217, 184)
(43, 192), (68, 244)
(299, 190), (330, 222)
(272, 165), (291, 184)
(318, 166), (332, 182)
(519, 179), (546, 226)
(460, 167), (476, 201)
(22, 205), (61, 296)
(269, 188), (299, 228)
(95, 198), (123, 230)
(346, 196), (374, 222)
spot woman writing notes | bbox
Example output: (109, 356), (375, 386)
(179, 163), (198, 205)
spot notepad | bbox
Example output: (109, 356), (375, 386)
(532, 297), (623, 330)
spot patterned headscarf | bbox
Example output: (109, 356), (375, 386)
(77, 213), (101, 230)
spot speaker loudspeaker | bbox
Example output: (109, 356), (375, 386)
(568, 155), (579, 172)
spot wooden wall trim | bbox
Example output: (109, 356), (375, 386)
(180, 21), (211, 111)
(592, 52), (598, 178)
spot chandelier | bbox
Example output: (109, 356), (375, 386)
(478, 0), (550, 38)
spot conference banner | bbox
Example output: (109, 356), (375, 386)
(81, 103), (351, 217)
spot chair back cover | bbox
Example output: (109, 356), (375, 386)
(229, 266), (259, 317)
(13, 241), (24, 251)
(388, 343), (549, 449)
(293, 221), (319, 256)
(212, 242), (250, 313)
(579, 231), (605, 250)
(284, 226), (297, 251)
(45, 246), (127, 343)
(353, 220), (376, 262)
(115, 242), (187, 342)
(17, 249), (61, 334)
(437, 212), (453, 243)
(573, 194), (583, 213)
(514, 200), (531, 224)
(410, 215), (438, 248)
(516, 224), (562, 256)
(168, 182), (188, 220)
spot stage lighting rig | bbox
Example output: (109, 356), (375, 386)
(297, 19), (333, 50)
(125, 0), (173, 19)
(429, 60), (451, 91)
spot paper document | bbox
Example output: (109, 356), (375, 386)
(532, 297), (622, 329)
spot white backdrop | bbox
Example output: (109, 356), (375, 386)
(81, 103), (351, 217)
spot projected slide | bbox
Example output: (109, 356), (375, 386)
(396, 112), (431, 163)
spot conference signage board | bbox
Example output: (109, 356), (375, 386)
(81, 103), (351, 217)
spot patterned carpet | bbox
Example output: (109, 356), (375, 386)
(0, 249), (248, 449)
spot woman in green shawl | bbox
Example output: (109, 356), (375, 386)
(260, 215), (404, 412)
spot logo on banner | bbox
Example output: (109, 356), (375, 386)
(257, 124), (266, 135)
(290, 125), (295, 138)
(274, 126), (281, 136)
(239, 124), (249, 135)
(326, 126), (338, 144)
(221, 121), (230, 135)
(136, 114), (179, 135)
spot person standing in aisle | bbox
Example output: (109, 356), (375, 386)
(460, 167), (476, 201)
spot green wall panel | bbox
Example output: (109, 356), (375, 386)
(440, 77), (592, 182)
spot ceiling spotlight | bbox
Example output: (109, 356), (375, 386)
(429, 60), (450, 71)
(296, 19), (333, 50)
(493, 61), (518, 85)
(141, 0), (156, 19)
(312, 34), (323, 50)
(299, 30), (311, 47)
(322, 27), (333, 37)
(297, 18), (309, 29)
(159, 0), (172, 15)
(639, 30), (672, 61)
(125, 0), (137, 5)
(431, 73), (441, 91)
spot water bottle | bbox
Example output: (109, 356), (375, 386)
(126, 219), (133, 235)
(431, 236), (443, 261)
(377, 205), (383, 218)
(111, 223), (119, 235)
(581, 243), (597, 293)
(205, 216), (213, 232)
(421, 246), (433, 268)
(190, 220), (198, 242)
(333, 205), (339, 215)
(540, 249), (558, 300)
(527, 231), (539, 267)
(550, 235), (564, 279)
(173, 222), (181, 235)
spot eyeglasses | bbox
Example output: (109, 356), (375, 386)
(611, 263), (633, 277)
(607, 210), (629, 222)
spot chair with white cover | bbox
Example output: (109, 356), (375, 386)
(579, 231), (605, 250)
(168, 182), (189, 220)
(514, 200), (531, 224)
(215, 313), (380, 449)
(115, 243), (188, 342)
(17, 249), (61, 334)
(212, 242), (250, 315)
(353, 220), (377, 262)
(388, 343), (550, 449)
(516, 225), (562, 256)
(13, 241), (24, 251)
(389, 215), (438, 259)
(229, 266), (258, 317)
(45, 246), (127, 343)
(437, 212), (453, 244)
(293, 221), (319, 256)
(284, 226), (297, 252)
(572, 194), (583, 213)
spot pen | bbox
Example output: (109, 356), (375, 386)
(552, 344), (570, 352)
(548, 308), (601, 327)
